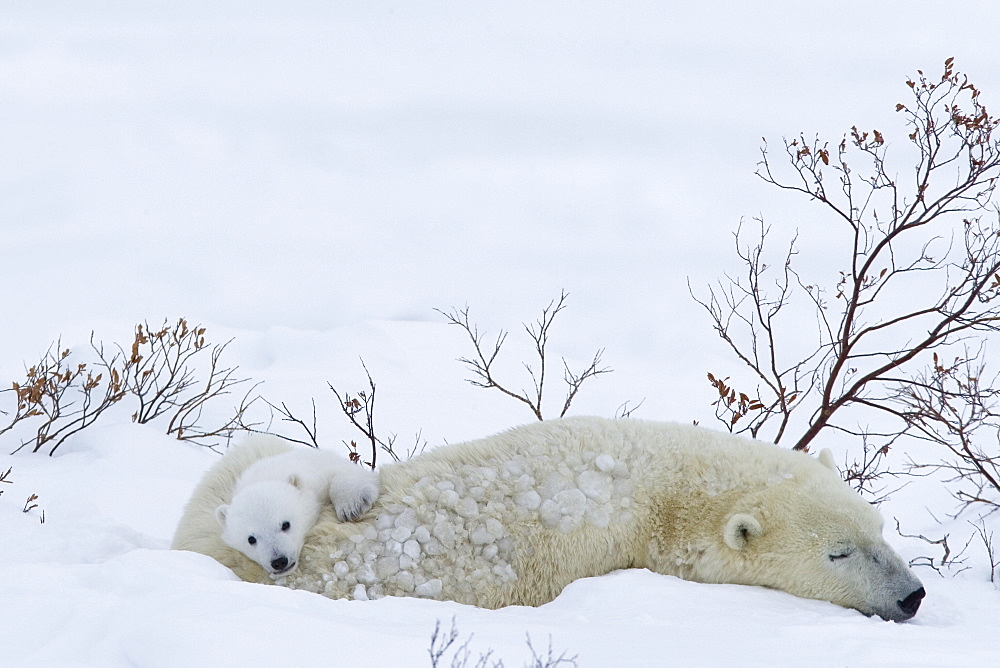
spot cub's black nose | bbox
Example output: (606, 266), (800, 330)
(897, 587), (926, 618)
(271, 556), (289, 572)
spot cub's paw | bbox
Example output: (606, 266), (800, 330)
(330, 472), (380, 522)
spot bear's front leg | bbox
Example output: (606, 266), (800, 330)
(329, 466), (380, 522)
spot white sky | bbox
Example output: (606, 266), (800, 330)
(2, 1), (998, 428)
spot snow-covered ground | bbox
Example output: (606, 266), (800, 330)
(3, 2), (1000, 665)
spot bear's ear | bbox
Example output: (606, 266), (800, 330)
(817, 448), (838, 473)
(724, 513), (763, 551)
(215, 504), (229, 528)
(288, 474), (302, 490)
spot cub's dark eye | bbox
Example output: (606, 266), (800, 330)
(281, 521), (291, 532)
(248, 536), (257, 546)
(829, 551), (851, 561)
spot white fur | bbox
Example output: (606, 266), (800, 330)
(175, 418), (923, 621)
(212, 440), (379, 577)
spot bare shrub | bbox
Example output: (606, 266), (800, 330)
(235, 296), (620, 461)
(895, 518), (972, 576)
(250, 398), (322, 449)
(104, 319), (251, 446)
(8, 341), (126, 455)
(229, 353), (432, 467)
(693, 59), (1000, 503)
(0, 466), (11, 495)
(0, 387), (41, 440)
(971, 518), (999, 583)
(328, 360), (426, 468)
(428, 618), (577, 668)
(2, 319), (254, 454)
(840, 435), (898, 502)
(615, 398), (645, 420)
(171, 382), (261, 450)
(898, 350), (1000, 512)
(438, 291), (611, 421)
(524, 635), (578, 668)
(0, 468), (43, 523)
(428, 617), (498, 668)
(22, 493), (39, 513)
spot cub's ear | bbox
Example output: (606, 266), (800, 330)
(724, 513), (763, 551)
(215, 504), (229, 528)
(817, 448), (838, 472)
(288, 474), (302, 489)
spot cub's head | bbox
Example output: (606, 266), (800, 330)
(215, 478), (321, 578)
(717, 451), (924, 622)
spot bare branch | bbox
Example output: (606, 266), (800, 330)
(437, 304), (543, 419)
(252, 398), (321, 448)
(328, 360), (381, 469)
(559, 349), (612, 418)
(439, 292), (610, 421)
(895, 518), (972, 576)
(690, 220), (822, 441)
(8, 339), (127, 455)
(695, 60), (1000, 486)
(614, 398), (645, 420)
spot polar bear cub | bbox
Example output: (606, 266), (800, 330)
(215, 446), (379, 578)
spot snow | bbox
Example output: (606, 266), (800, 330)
(3, 1), (1000, 665)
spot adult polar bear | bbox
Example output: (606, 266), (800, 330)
(173, 417), (925, 621)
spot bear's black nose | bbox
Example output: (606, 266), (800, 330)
(271, 556), (289, 572)
(897, 587), (925, 617)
